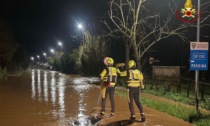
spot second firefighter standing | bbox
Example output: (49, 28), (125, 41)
(127, 60), (145, 122)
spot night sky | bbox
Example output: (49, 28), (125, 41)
(0, 0), (210, 68)
(0, 0), (108, 55)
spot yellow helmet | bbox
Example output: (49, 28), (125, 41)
(107, 57), (114, 65)
(128, 60), (136, 68)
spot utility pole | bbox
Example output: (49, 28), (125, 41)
(195, 0), (201, 114)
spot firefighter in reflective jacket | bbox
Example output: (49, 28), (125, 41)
(100, 57), (120, 116)
(127, 60), (145, 122)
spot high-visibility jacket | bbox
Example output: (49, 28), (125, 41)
(100, 67), (120, 86)
(127, 69), (144, 89)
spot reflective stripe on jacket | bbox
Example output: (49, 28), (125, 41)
(127, 69), (144, 89)
(100, 67), (118, 84)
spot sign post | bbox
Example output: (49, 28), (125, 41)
(195, 0), (200, 114)
(190, 42), (209, 113)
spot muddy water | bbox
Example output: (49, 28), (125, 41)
(0, 69), (194, 126)
(0, 69), (101, 126)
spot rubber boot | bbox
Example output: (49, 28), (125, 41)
(140, 113), (145, 122)
(129, 115), (136, 121)
(100, 111), (105, 116)
(110, 112), (114, 117)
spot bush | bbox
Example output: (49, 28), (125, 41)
(0, 68), (7, 81)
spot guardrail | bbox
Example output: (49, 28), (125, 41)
(147, 77), (210, 100)
(180, 78), (210, 100)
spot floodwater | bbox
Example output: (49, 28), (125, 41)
(0, 69), (194, 126)
(0, 69), (101, 126)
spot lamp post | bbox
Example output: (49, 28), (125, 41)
(30, 57), (34, 69)
(43, 52), (47, 62)
(77, 23), (85, 45)
(49, 49), (55, 70)
(37, 55), (40, 60)
(37, 55), (40, 64)
(58, 41), (62, 51)
(31, 57), (34, 64)
(31, 57), (34, 61)
(50, 49), (55, 54)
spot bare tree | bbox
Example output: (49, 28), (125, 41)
(103, 0), (210, 69)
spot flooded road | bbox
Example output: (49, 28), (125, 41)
(0, 69), (194, 126)
(0, 69), (101, 126)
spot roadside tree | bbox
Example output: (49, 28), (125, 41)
(0, 20), (19, 69)
(103, 0), (210, 70)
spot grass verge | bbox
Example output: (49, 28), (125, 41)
(0, 69), (7, 82)
(115, 89), (210, 126)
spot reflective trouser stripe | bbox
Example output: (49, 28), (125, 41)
(127, 82), (140, 87)
(127, 89), (130, 103)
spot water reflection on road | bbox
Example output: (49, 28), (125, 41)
(0, 69), (100, 126)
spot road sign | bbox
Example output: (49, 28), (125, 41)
(190, 42), (208, 70)
(190, 42), (209, 70)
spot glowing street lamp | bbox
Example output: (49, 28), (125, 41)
(43, 52), (46, 56)
(30, 57), (34, 69)
(77, 23), (86, 45)
(77, 23), (83, 30)
(50, 49), (55, 54)
(31, 57), (34, 61)
(58, 41), (62, 50)
(43, 52), (47, 60)
(36, 55), (40, 63)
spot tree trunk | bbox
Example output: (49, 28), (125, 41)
(125, 40), (133, 77)
(132, 43), (141, 70)
(125, 43), (130, 71)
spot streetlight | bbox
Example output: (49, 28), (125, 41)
(77, 23), (83, 30)
(31, 57), (34, 61)
(58, 41), (62, 50)
(30, 57), (34, 69)
(37, 55), (40, 64)
(50, 49), (55, 54)
(77, 23), (86, 45)
(43, 52), (47, 61)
